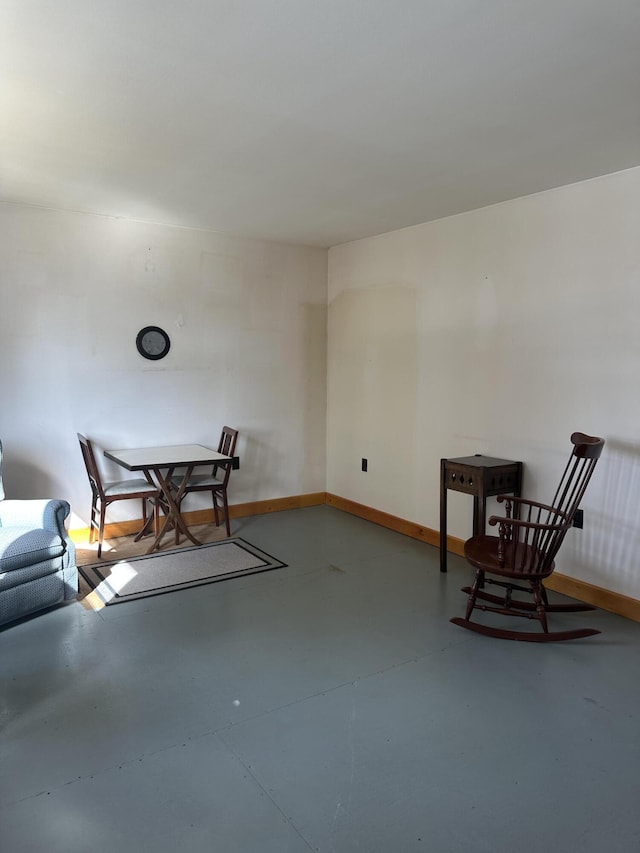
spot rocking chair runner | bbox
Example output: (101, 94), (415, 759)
(451, 432), (605, 642)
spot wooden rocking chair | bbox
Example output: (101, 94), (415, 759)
(451, 432), (605, 642)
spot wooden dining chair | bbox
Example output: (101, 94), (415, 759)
(77, 433), (161, 558)
(450, 432), (605, 642)
(173, 426), (238, 540)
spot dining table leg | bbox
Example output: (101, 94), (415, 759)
(144, 465), (202, 553)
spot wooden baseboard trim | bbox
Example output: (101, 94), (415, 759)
(69, 492), (327, 544)
(325, 492), (468, 557)
(69, 519), (142, 543)
(229, 492), (327, 518)
(69, 491), (640, 622)
(544, 573), (640, 622)
(326, 493), (640, 623)
(326, 493), (439, 544)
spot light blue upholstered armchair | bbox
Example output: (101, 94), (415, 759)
(0, 441), (78, 627)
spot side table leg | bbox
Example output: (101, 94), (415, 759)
(475, 491), (487, 538)
(515, 461), (523, 497)
(440, 459), (447, 573)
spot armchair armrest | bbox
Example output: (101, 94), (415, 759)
(0, 499), (71, 537)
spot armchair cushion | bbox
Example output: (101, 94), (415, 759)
(0, 527), (67, 575)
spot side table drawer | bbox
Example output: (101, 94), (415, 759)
(443, 463), (481, 495)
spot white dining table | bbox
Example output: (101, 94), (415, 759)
(104, 443), (238, 553)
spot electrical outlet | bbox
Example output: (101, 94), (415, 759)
(573, 509), (584, 529)
(361, 458), (368, 472)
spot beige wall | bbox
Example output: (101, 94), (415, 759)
(0, 204), (328, 528)
(2, 165), (640, 601)
(327, 166), (640, 600)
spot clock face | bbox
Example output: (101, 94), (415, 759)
(136, 326), (170, 360)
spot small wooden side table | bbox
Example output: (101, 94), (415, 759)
(440, 454), (523, 572)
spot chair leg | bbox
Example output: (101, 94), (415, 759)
(541, 584), (550, 607)
(220, 491), (231, 537)
(465, 569), (483, 620)
(212, 491), (220, 528)
(531, 580), (549, 633)
(97, 504), (107, 558)
(226, 498), (232, 537)
(89, 495), (98, 544)
(175, 497), (182, 545)
(211, 491), (230, 536)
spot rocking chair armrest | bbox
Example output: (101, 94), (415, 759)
(489, 502), (572, 538)
(494, 494), (574, 526)
(495, 494), (562, 515)
(487, 508), (573, 572)
(489, 513), (571, 535)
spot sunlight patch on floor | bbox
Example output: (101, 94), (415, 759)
(80, 560), (139, 610)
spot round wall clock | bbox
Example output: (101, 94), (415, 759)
(136, 326), (171, 360)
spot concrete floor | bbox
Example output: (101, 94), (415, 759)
(1, 505), (639, 853)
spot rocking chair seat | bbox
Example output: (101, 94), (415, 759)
(464, 535), (555, 580)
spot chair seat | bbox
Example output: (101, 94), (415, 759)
(0, 526), (66, 574)
(464, 534), (554, 579)
(103, 479), (158, 497)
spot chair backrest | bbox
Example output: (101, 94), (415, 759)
(77, 433), (106, 499)
(214, 426), (238, 486)
(0, 439), (4, 501)
(507, 432), (605, 574)
(550, 432), (605, 522)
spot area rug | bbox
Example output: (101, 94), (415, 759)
(79, 538), (287, 606)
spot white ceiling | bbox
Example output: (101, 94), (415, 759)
(2, 0), (640, 248)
